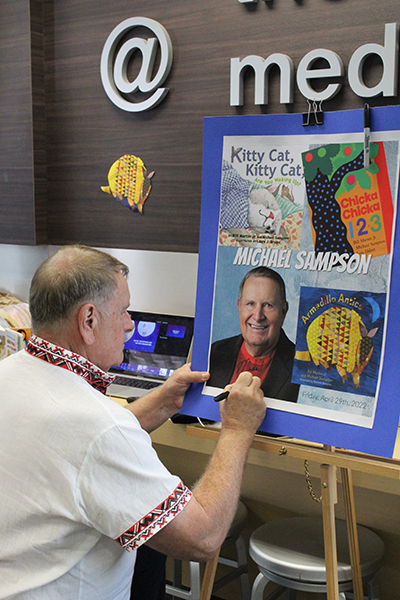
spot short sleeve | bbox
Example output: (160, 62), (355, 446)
(75, 416), (192, 551)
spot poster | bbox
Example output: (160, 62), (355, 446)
(182, 106), (400, 458)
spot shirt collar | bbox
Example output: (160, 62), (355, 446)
(25, 334), (115, 395)
(239, 340), (276, 364)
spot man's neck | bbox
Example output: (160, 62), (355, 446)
(35, 327), (88, 362)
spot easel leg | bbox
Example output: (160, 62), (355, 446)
(321, 462), (340, 600)
(341, 467), (364, 600)
(199, 549), (220, 600)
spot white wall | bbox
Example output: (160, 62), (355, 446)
(94, 247), (199, 316)
(0, 244), (49, 302)
(0, 244), (199, 317)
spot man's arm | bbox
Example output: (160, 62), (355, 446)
(145, 372), (266, 561)
(125, 363), (209, 433)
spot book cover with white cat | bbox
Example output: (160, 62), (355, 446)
(219, 136), (305, 250)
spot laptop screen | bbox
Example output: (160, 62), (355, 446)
(109, 311), (194, 381)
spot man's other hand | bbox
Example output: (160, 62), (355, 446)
(162, 363), (210, 414)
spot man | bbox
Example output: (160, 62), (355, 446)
(0, 245), (266, 600)
(208, 266), (299, 402)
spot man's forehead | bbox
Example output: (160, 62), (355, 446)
(117, 274), (130, 300)
(107, 273), (130, 306)
(239, 276), (285, 306)
(242, 276), (279, 294)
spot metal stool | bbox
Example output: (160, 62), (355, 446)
(166, 500), (251, 600)
(249, 516), (384, 600)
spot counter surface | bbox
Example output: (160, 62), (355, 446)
(150, 420), (400, 497)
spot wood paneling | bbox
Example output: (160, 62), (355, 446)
(43, 0), (400, 251)
(1, 0), (399, 249)
(30, 0), (48, 243)
(0, 0), (47, 245)
(0, 1), (35, 244)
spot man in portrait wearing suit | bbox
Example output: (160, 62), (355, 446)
(208, 266), (299, 403)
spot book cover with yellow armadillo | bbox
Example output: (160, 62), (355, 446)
(292, 286), (386, 398)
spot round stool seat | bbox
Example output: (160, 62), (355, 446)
(250, 517), (384, 585)
(222, 500), (248, 548)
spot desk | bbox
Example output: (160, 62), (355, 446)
(150, 420), (400, 496)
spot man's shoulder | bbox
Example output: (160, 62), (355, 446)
(0, 347), (30, 372)
(276, 329), (296, 358)
(1, 349), (133, 429)
(210, 334), (243, 358)
(211, 334), (242, 350)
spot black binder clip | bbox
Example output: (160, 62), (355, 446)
(303, 99), (324, 126)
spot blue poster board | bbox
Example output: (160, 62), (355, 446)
(182, 106), (400, 458)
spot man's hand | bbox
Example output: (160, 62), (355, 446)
(219, 371), (266, 436)
(159, 363), (210, 414)
(126, 364), (209, 433)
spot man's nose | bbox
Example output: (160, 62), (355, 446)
(254, 305), (265, 321)
(124, 313), (134, 331)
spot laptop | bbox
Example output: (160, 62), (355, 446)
(107, 310), (194, 400)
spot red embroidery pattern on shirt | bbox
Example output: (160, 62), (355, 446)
(116, 481), (193, 551)
(25, 335), (115, 395)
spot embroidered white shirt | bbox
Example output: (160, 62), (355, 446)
(0, 336), (192, 600)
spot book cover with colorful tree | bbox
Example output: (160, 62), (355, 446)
(302, 142), (393, 258)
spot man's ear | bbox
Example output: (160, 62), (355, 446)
(77, 303), (99, 345)
(282, 301), (289, 321)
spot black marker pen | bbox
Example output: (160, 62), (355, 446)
(214, 391), (230, 402)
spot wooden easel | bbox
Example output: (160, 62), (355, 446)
(187, 426), (400, 600)
(319, 448), (363, 600)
